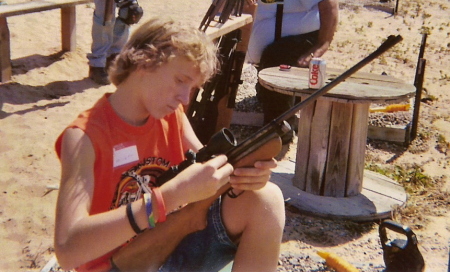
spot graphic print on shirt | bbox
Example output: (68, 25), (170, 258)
(110, 156), (171, 209)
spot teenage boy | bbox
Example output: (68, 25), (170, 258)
(55, 17), (285, 272)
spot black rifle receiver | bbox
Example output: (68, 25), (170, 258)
(156, 35), (403, 186)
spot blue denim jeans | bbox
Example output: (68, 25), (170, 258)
(87, 0), (129, 67)
(159, 198), (237, 272)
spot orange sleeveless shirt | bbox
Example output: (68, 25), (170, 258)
(55, 94), (186, 271)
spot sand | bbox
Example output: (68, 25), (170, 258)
(0, 0), (448, 271)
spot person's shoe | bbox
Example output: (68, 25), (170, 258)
(89, 66), (110, 85)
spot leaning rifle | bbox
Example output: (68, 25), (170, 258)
(199, 0), (245, 31)
(157, 35), (403, 186)
(187, 29), (245, 144)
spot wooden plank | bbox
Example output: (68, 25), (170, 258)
(305, 98), (332, 195)
(346, 103), (369, 196)
(61, 6), (76, 51)
(205, 14), (253, 40)
(367, 124), (409, 143)
(363, 170), (406, 202)
(323, 102), (353, 197)
(0, 17), (11, 82)
(293, 99), (314, 190)
(0, 0), (91, 17)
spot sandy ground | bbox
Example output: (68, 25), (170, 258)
(0, 0), (448, 271)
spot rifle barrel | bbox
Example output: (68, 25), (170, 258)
(225, 35), (403, 164)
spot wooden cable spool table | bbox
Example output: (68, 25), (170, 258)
(259, 66), (416, 221)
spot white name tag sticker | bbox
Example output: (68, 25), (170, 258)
(113, 143), (139, 168)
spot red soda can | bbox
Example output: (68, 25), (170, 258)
(309, 58), (326, 89)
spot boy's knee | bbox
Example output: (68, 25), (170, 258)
(257, 182), (283, 202)
(257, 182), (285, 215)
(243, 183), (285, 231)
(228, 182), (285, 219)
(221, 183), (285, 239)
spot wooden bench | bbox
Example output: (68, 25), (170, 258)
(0, 0), (92, 82)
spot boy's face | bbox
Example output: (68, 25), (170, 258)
(138, 56), (203, 119)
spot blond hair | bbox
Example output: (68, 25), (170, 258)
(109, 17), (219, 86)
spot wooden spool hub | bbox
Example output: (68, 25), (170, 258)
(293, 97), (369, 197)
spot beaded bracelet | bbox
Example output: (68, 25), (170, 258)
(152, 187), (166, 223)
(143, 193), (156, 228)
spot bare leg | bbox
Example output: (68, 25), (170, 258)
(221, 182), (285, 272)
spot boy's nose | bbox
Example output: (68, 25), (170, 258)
(178, 87), (191, 105)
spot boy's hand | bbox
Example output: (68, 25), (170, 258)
(164, 155), (233, 209)
(229, 159), (277, 191)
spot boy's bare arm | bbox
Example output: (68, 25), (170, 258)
(297, 0), (339, 67)
(112, 185), (230, 272)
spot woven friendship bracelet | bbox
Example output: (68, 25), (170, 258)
(126, 203), (143, 234)
(152, 187), (166, 223)
(143, 193), (156, 228)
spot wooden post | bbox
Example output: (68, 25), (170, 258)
(0, 17), (11, 82)
(394, 0), (400, 14)
(61, 6), (76, 51)
(410, 58), (426, 142)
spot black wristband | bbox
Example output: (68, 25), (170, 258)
(226, 188), (245, 198)
(126, 203), (142, 234)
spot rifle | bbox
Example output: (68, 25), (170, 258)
(112, 35), (403, 272)
(187, 29), (245, 144)
(199, 0), (245, 31)
(158, 35), (404, 185)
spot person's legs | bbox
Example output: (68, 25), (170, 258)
(221, 182), (285, 272)
(87, 0), (116, 84)
(109, 19), (129, 57)
(256, 32), (319, 143)
(104, 19), (129, 71)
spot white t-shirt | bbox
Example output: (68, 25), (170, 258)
(246, 0), (322, 64)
